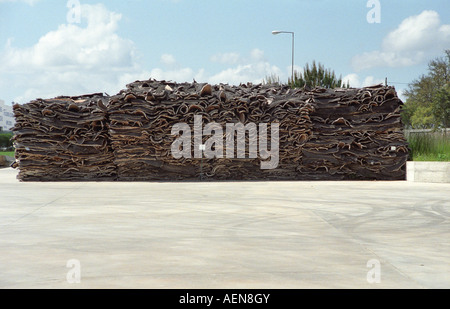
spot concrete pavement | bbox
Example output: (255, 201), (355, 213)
(0, 167), (449, 289)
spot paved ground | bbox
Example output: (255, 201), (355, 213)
(0, 167), (449, 289)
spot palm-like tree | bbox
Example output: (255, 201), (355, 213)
(289, 61), (347, 89)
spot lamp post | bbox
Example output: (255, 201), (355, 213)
(272, 30), (295, 84)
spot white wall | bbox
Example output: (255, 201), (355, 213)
(0, 99), (15, 132)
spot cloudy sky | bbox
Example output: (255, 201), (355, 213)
(0, 0), (449, 104)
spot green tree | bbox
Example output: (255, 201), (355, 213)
(410, 106), (434, 128)
(263, 73), (280, 85)
(289, 61), (347, 89)
(402, 50), (450, 128)
(0, 133), (13, 148)
(432, 83), (450, 129)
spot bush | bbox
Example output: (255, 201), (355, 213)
(407, 133), (450, 161)
(0, 133), (13, 150)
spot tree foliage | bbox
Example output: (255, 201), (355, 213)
(0, 133), (13, 148)
(402, 50), (450, 128)
(263, 73), (280, 85)
(289, 61), (348, 89)
(432, 83), (450, 129)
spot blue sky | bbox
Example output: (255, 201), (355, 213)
(0, 0), (449, 104)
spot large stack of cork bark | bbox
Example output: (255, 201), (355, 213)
(108, 80), (314, 180)
(11, 79), (408, 181)
(12, 94), (116, 181)
(298, 85), (408, 180)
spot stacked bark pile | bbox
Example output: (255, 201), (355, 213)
(298, 85), (408, 180)
(109, 80), (314, 180)
(12, 94), (116, 181)
(11, 79), (408, 181)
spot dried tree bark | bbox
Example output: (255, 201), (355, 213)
(12, 79), (408, 181)
(12, 94), (116, 181)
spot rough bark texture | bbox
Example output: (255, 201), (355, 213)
(12, 79), (408, 181)
(12, 94), (116, 181)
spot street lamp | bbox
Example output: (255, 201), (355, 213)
(272, 30), (295, 84)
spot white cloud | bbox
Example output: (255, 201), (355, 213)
(210, 52), (240, 65)
(1, 2), (282, 104)
(145, 48), (281, 86)
(147, 53), (206, 82)
(382, 10), (446, 52)
(210, 48), (270, 67)
(342, 73), (384, 88)
(1, 3), (143, 103)
(208, 49), (282, 85)
(4, 4), (131, 71)
(149, 67), (206, 83)
(250, 48), (265, 62)
(134, 48), (282, 86)
(160, 54), (176, 66)
(352, 10), (450, 71)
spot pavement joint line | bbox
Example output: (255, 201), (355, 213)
(359, 243), (425, 288)
(5, 183), (88, 226)
(309, 208), (425, 287)
(270, 186), (445, 287)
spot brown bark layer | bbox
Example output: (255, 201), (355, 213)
(12, 94), (116, 181)
(12, 80), (408, 181)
